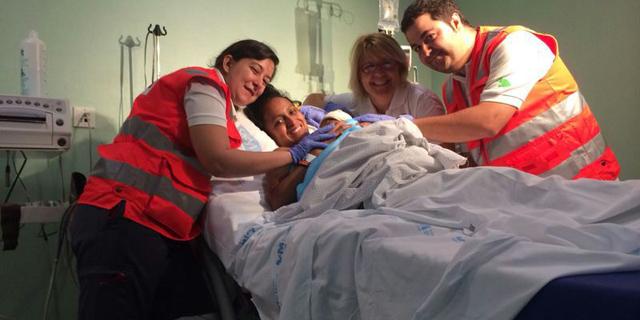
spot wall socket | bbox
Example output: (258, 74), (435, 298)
(73, 106), (96, 128)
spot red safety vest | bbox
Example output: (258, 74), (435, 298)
(442, 26), (619, 180)
(78, 67), (242, 240)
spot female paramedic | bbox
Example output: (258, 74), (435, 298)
(69, 39), (335, 320)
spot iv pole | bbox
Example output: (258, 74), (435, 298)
(144, 24), (167, 86)
(119, 35), (141, 108)
(315, 0), (324, 91)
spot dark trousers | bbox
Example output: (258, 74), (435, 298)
(69, 202), (213, 320)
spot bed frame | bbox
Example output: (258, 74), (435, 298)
(516, 270), (640, 319)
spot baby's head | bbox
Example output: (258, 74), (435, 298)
(320, 109), (353, 127)
(245, 85), (310, 147)
(320, 118), (341, 128)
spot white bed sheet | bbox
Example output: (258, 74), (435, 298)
(202, 110), (276, 266)
(203, 119), (640, 320)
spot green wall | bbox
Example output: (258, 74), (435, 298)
(1, 0), (639, 319)
(0, 1), (379, 319)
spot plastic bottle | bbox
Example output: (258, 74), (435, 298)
(20, 30), (47, 97)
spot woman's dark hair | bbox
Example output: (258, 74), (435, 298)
(244, 84), (291, 131)
(211, 39), (280, 77)
(401, 0), (471, 33)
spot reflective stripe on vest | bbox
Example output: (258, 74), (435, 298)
(184, 68), (209, 76)
(92, 157), (205, 218)
(474, 28), (505, 82)
(444, 77), (473, 110)
(540, 133), (606, 178)
(119, 115), (209, 176)
(475, 91), (586, 165)
(443, 28), (505, 108)
(444, 77), (455, 107)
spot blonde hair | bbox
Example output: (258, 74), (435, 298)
(348, 33), (409, 99)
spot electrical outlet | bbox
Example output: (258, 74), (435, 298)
(73, 106), (96, 128)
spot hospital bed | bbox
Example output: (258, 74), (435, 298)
(201, 113), (640, 320)
(516, 270), (640, 319)
(200, 248), (640, 320)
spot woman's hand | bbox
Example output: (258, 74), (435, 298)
(320, 119), (353, 136)
(288, 125), (336, 163)
(299, 105), (326, 128)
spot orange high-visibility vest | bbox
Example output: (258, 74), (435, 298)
(78, 67), (242, 240)
(442, 26), (619, 180)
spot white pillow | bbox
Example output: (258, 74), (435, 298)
(202, 111), (277, 265)
(235, 110), (278, 153)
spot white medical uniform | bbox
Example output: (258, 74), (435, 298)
(325, 82), (445, 118)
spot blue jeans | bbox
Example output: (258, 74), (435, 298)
(70, 202), (213, 320)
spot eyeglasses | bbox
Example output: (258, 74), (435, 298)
(359, 61), (396, 74)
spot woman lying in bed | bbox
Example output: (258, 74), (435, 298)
(244, 84), (374, 210)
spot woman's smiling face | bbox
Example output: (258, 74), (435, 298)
(358, 53), (402, 104)
(262, 97), (309, 147)
(222, 57), (275, 106)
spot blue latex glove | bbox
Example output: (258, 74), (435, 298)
(324, 101), (348, 113)
(399, 114), (415, 121)
(353, 113), (395, 123)
(300, 105), (326, 128)
(288, 125), (336, 163)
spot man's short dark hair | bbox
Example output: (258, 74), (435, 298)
(401, 0), (471, 33)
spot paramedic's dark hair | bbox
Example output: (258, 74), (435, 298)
(212, 39), (280, 77)
(401, 0), (472, 33)
(244, 84), (292, 131)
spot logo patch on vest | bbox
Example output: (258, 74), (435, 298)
(497, 77), (512, 88)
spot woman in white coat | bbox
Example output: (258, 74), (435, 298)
(304, 32), (444, 119)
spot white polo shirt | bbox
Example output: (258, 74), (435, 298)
(453, 30), (556, 109)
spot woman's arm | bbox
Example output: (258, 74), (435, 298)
(190, 124), (293, 178)
(264, 163), (308, 210)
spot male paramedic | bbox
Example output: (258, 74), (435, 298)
(401, 0), (619, 179)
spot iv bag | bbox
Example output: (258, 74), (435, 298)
(378, 0), (399, 35)
(295, 7), (319, 76)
